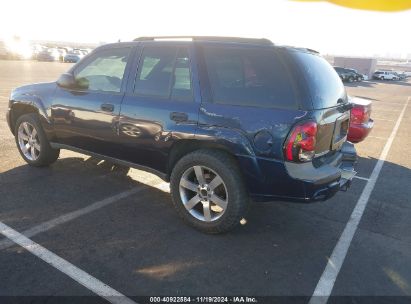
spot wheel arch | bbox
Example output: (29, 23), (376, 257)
(9, 98), (50, 135)
(166, 139), (247, 181)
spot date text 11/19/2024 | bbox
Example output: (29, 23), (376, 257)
(149, 296), (258, 303)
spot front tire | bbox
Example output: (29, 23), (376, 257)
(15, 113), (60, 167)
(170, 150), (249, 234)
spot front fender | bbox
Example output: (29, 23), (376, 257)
(9, 82), (56, 136)
(10, 94), (49, 123)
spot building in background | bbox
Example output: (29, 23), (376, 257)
(334, 57), (377, 79)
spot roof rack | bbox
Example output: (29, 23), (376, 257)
(284, 45), (320, 54)
(133, 36), (273, 45)
(305, 48), (320, 54)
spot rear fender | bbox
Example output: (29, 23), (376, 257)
(193, 125), (264, 184)
(195, 125), (255, 157)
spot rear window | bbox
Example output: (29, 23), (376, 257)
(292, 51), (346, 109)
(202, 47), (297, 109)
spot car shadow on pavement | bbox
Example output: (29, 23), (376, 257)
(346, 79), (411, 88)
(1, 154), (410, 237)
(391, 80), (411, 87)
(345, 81), (377, 88)
(0, 155), (410, 295)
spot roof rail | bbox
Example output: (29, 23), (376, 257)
(133, 36), (273, 45)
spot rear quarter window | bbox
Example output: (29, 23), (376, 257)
(291, 51), (346, 109)
(202, 46), (298, 109)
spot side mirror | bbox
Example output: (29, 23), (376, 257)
(57, 73), (89, 90)
(57, 73), (76, 89)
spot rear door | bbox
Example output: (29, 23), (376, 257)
(290, 50), (351, 157)
(117, 43), (200, 173)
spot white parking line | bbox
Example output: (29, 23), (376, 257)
(0, 187), (145, 251)
(353, 176), (369, 181)
(309, 96), (409, 304)
(0, 221), (136, 304)
(367, 135), (388, 140)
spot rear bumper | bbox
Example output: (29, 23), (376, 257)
(347, 119), (374, 143)
(239, 142), (357, 202)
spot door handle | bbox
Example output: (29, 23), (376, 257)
(101, 103), (114, 112)
(170, 112), (188, 122)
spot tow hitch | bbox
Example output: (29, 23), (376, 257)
(339, 168), (356, 192)
(340, 179), (352, 192)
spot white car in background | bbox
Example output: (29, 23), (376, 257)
(373, 71), (399, 80)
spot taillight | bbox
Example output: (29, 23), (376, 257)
(284, 121), (317, 162)
(351, 105), (370, 124)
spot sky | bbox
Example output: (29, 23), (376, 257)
(0, 0), (410, 58)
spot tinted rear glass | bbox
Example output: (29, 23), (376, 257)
(203, 46), (298, 109)
(292, 51), (346, 109)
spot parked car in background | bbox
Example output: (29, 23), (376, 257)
(373, 70), (399, 80)
(334, 67), (362, 82)
(63, 52), (82, 63)
(7, 36), (357, 233)
(347, 97), (374, 143)
(334, 67), (349, 81)
(345, 68), (364, 81)
(79, 49), (89, 56)
(57, 47), (69, 62)
(394, 72), (407, 80)
(37, 48), (59, 61)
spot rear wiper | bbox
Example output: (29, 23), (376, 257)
(337, 98), (353, 111)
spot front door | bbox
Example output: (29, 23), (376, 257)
(51, 46), (133, 155)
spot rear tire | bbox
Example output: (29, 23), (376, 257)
(348, 76), (354, 83)
(15, 113), (60, 167)
(170, 149), (249, 234)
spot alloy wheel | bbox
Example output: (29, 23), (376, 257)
(18, 122), (40, 161)
(179, 165), (228, 222)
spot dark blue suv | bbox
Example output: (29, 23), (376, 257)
(7, 36), (357, 233)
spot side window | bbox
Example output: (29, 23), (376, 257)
(172, 48), (192, 101)
(203, 47), (297, 109)
(134, 46), (193, 101)
(73, 48), (130, 93)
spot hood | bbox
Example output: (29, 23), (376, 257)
(11, 82), (56, 99)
